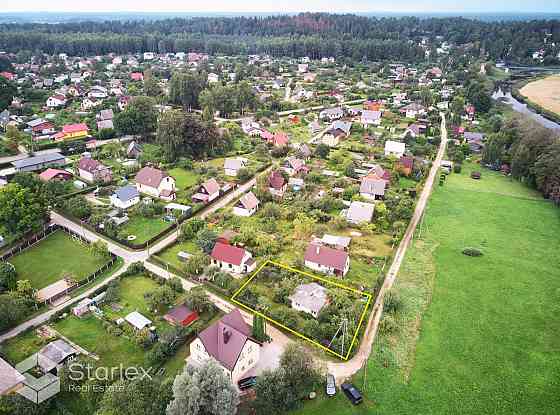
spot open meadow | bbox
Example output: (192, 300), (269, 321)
(293, 163), (560, 414)
(519, 75), (560, 116)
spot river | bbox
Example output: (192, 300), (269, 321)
(492, 89), (560, 131)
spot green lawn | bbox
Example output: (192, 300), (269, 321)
(119, 216), (170, 244)
(294, 164), (560, 414)
(54, 314), (147, 368)
(8, 230), (107, 289)
(168, 167), (200, 190)
(154, 240), (201, 269)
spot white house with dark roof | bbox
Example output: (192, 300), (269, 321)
(192, 178), (220, 204)
(384, 140), (406, 158)
(320, 107), (343, 121)
(359, 175), (387, 200)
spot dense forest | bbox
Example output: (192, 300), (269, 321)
(1, 14), (559, 63)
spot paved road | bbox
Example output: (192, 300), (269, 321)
(326, 112), (448, 382)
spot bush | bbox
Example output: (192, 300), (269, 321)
(462, 247), (483, 257)
(383, 290), (403, 315)
(453, 163), (462, 173)
(379, 314), (399, 335)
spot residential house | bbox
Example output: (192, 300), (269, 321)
(384, 140), (406, 158)
(125, 311), (152, 331)
(62, 123), (89, 139)
(110, 185), (140, 209)
(189, 309), (260, 384)
(38, 168), (72, 182)
(12, 153), (65, 173)
(400, 102), (426, 118)
(268, 132), (289, 147)
(283, 156), (309, 176)
(81, 97), (101, 111)
(319, 107), (343, 121)
(135, 166), (176, 201)
(164, 304), (199, 327)
(298, 144), (312, 160)
(224, 158), (246, 177)
(97, 119), (114, 130)
(192, 178), (220, 204)
(127, 141), (142, 159)
(322, 121), (351, 147)
(210, 242), (257, 275)
(0, 358), (25, 395)
(97, 109), (114, 122)
(319, 234), (351, 251)
(308, 120), (322, 134)
(304, 243), (350, 277)
(289, 282), (328, 318)
(27, 118), (55, 135)
(344, 201), (375, 224)
(233, 191), (259, 217)
(396, 156), (414, 176)
(298, 63), (309, 73)
(0, 110), (10, 131)
(77, 157), (112, 183)
(46, 94), (67, 108)
(359, 175), (387, 200)
(37, 340), (78, 375)
(361, 110), (382, 126)
(130, 72), (144, 81)
(464, 132), (485, 153)
(268, 170), (287, 197)
(403, 123), (426, 138)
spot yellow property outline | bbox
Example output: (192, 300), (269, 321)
(231, 260), (373, 361)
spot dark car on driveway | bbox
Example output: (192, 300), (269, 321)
(341, 383), (363, 405)
(326, 373), (336, 396)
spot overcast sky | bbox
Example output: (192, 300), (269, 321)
(2, 0), (559, 13)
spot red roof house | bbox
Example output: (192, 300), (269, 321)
(304, 243), (350, 277)
(39, 168), (72, 182)
(210, 242), (256, 274)
(164, 304), (199, 327)
(268, 170), (287, 197)
(269, 132), (289, 147)
(130, 72), (144, 81)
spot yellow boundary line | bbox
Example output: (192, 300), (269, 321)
(231, 260), (372, 361)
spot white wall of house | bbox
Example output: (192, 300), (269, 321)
(233, 206), (256, 217)
(225, 168), (239, 177)
(110, 195), (140, 210)
(78, 168), (94, 183)
(189, 337), (260, 384)
(136, 176), (176, 199)
(304, 258), (349, 277)
(322, 134), (339, 147)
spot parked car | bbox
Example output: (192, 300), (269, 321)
(341, 383), (363, 405)
(238, 376), (257, 390)
(326, 373), (336, 396)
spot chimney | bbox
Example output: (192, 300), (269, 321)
(223, 328), (231, 344)
(316, 245), (320, 255)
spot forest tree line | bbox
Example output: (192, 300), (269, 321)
(1, 14), (559, 63)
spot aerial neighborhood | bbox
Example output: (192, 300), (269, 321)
(0, 11), (559, 415)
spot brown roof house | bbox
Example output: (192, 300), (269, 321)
(0, 357), (24, 395)
(192, 178), (220, 204)
(233, 191), (260, 217)
(343, 201), (375, 225)
(188, 309), (261, 384)
(268, 170), (287, 197)
(135, 166), (176, 201)
(77, 157), (112, 183)
(304, 243), (350, 277)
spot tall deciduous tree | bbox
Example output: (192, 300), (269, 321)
(0, 183), (46, 238)
(166, 358), (239, 415)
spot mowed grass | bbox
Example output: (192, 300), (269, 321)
(119, 216), (170, 244)
(294, 165), (560, 414)
(8, 230), (107, 289)
(168, 167), (200, 190)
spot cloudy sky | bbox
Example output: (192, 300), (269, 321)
(2, 0), (559, 12)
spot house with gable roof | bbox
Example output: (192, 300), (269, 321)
(233, 191), (260, 217)
(135, 166), (176, 201)
(304, 243), (350, 277)
(192, 178), (220, 204)
(77, 157), (112, 183)
(210, 242), (256, 275)
(189, 309), (261, 384)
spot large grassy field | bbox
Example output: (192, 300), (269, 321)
(293, 163), (560, 414)
(8, 230), (107, 289)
